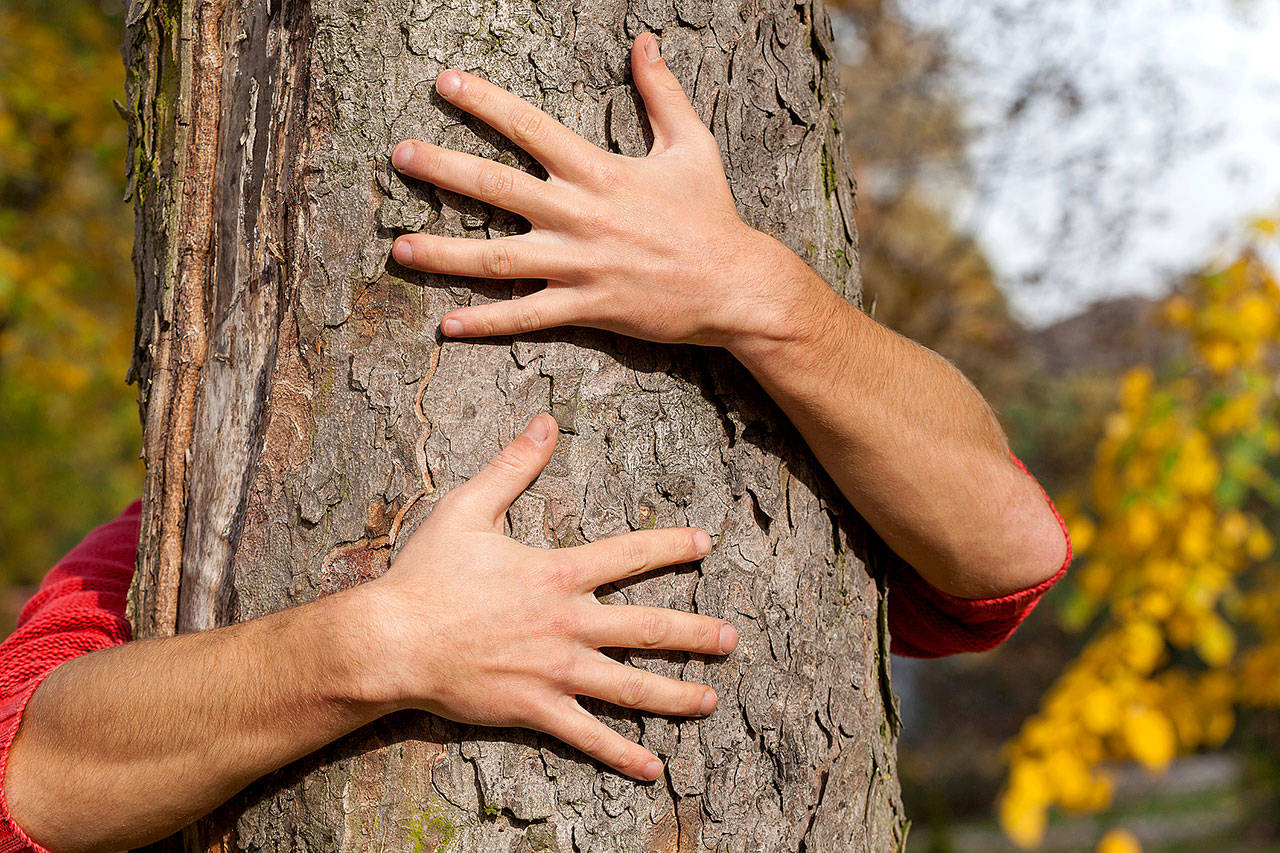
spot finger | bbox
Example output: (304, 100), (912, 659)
(392, 233), (565, 281)
(391, 140), (561, 223)
(575, 655), (719, 718)
(440, 286), (586, 338)
(449, 414), (557, 525)
(542, 700), (665, 781)
(587, 605), (738, 656)
(435, 69), (602, 180)
(630, 34), (707, 152)
(568, 528), (712, 590)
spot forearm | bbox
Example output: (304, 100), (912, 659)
(376, 46), (1066, 598)
(730, 236), (1067, 598)
(5, 585), (392, 853)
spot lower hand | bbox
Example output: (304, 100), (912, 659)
(364, 414), (737, 781)
(389, 33), (818, 350)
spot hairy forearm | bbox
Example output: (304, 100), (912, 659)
(5, 586), (392, 853)
(730, 236), (1067, 598)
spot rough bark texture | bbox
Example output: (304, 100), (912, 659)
(122, 0), (905, 848)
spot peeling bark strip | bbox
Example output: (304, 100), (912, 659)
(124, 0), (227, 638)
(126, 0), (904, 849)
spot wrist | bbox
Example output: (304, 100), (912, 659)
(722, 233), (856, 366)
(308, 582), (412, 716)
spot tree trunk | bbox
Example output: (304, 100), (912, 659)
(122, 0), (905, 848)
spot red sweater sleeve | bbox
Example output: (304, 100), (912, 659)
(886, 455), (1072, 658)
(0, 501), (139, 853)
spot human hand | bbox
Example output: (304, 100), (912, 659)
(364, 413), (737, 781)
(389, 33), (814, 349)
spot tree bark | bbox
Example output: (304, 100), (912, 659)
(122, 0), (905, 848)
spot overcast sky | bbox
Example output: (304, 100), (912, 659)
(892, 0), (1280, 325)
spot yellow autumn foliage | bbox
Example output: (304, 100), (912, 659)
(999, 224), (1280, 847)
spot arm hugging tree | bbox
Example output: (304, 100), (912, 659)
(122, 0), (905, 849)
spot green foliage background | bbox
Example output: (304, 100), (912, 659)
(0, 0), (140, 618)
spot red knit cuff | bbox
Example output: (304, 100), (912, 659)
(888, 452), (1072, 658)
(0, 674), (55, 853)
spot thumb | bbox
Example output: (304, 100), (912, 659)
(631, 33), (705, 152)
(452, 414), (558, 528)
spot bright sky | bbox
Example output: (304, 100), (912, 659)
(894, 0), (1280, 324)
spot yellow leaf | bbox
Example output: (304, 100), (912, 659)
(1195, 615), (1236, 667)
(1125, 504), (1161, 551)
(999, 790), (1048, 850)
(1081, 686), (1121, 735)
(1246, 527), (1274, 561)
(1122, 707), (1176, 772)
(1120, 622), (1164, 672)
(1097, 828), (1142, 853)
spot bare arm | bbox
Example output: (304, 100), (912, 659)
(6, 415), (736, 852)
(722, 250), (1066, 597)
(7, 587), (389, 851)
(388, 34), (1067, 599)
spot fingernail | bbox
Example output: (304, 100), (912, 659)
(693, 529), (712, 556)
(441, 316), (462, 336)
(392, 140), (415, 171)
(642, 759), (664, 780)
(528, 415), (551, 442)
(719, 623), (738, 653)
(644, 34), (660, 62)
(393, 239), (414, 266)
(437, 69), (463, 97)
(699, 690), (718, 715)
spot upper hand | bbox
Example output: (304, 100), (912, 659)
(389, 33), (803, 349)
(364, 414), (737, 781)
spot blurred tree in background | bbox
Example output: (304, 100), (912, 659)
(0, 0), (140, 628)
(834, 0), (1117, 494)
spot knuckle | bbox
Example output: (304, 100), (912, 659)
(478, 166), (515, 202)
(510, 693), (548, 729)
(561, 250), (599, 281)
(618, 536), (647, 575)
(539, 561), (577, 593)
(490, 446), (528, 475)
(618, 670), (648, 708)
(509, 108), (544, 144)
(577, 724), (604, 756)
(660, 76), (687, 100)
(466, 84), (488, 110)
(541, 648), (577, 686)
(544, 609), (581, 639)
(616, 745), (643, 773)
(574, 205), (609, 236)
(476, 310), (500, 336)
(583, 157), (626, 194)
(594, 163), (627, 194)
(482, 243), (514, 277)
(515, 303), (544, 333)
(638, 610), (667, 648)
